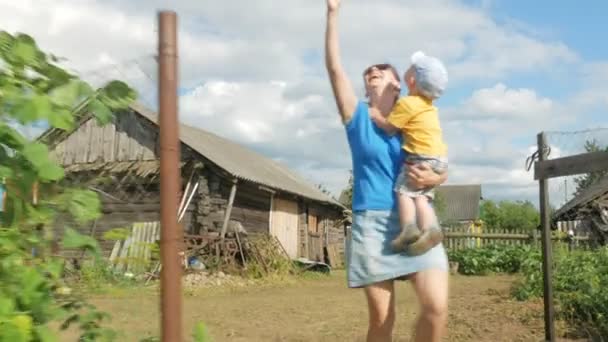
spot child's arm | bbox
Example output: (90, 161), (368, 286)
(370, 108), (399, 135)
(373, 97), (415, 136)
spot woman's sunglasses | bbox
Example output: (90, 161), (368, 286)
(363, 63), (392, 76)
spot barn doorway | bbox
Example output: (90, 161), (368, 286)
(270, 197), (299, 258)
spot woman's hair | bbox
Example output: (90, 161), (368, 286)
(362, 63), (401, 82)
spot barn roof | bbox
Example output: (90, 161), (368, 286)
(552, 176), (608, 221)
(130, 102), (343, 208)
(435, 184), (482, 221)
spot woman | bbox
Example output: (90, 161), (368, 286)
(324, 1), (449, 341)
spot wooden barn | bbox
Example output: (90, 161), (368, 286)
(435, 184), (483, 226)
(40, 101), (346, 262)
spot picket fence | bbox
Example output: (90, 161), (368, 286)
(443, 225), (589, 251)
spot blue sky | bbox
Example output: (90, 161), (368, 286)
(2, 0), (607, 209)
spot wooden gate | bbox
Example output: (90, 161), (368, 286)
(270, 197), (299, 258)
(306, 211), (325, 262)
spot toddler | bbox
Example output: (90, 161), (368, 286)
(372, 51), (448, 256)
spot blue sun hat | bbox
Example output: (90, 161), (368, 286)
(410, 51), (448, 99)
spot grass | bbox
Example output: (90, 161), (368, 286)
(54, 271), (565, 342)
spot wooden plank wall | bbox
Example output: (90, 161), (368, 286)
(199, 174), (271, 235)
(57, 199), (196, 259)
(51, 110), (158, 165)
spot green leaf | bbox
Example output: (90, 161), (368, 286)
(22, 142), (50, 169)
(38, 163), (64, 181)
(12, 33), (38, 66)
(0, 124), (26, 149)
(98, 80), (137, 110)
(59, 189), (101, 224)
(45, 259), (65, 279)
(34, 325), (58, 342)
(88, 99), (113, 125)
(49, 79), (80, 108)
(192, 322), (211, 342)
(48, 108), (74, 131)
(0, 297), (16, 316)
(0, 30), (14, 54)
(0, 322), (25, 342)
(0, 166), (14, 178)
(62, 228), (100, 256)
(15, 94), (52, 124)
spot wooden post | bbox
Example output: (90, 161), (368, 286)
(538, 132), (556, 342)
(220, 179), (238, 242)
(158, 11), (182, 342)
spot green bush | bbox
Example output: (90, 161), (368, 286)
(0, 30), (135, 341)
(512, 247), (608, 338)
(448, 244), (538, 275)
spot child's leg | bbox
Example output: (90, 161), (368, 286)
(415, 195), (434, 231)
(391, 192), (421, 252)
(405, 195), (444, 256)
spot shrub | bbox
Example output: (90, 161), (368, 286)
(447, 244), (538, 276)
(0, 30), (135, 341)
(512, 246), (608, 338)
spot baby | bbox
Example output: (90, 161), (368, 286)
(372, 51), (448, 256)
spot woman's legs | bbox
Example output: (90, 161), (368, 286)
(409, 268), (449, 342)
(364, 280), (396, 342)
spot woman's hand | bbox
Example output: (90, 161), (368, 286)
(407, 163), (447, 189)
(327, 0), (341, 12)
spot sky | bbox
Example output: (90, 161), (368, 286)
(2, 0), (608, 209)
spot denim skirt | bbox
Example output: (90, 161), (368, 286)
(345, 209), (449, 288)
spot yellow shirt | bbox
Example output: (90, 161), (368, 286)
(386, 95), (447, 156)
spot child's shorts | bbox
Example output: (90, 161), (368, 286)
(394, 154), (448, 199)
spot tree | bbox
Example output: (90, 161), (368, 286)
(479, 199), (540, 231)
(573, 139), (608, 195)
(0, 30), (136, 341)
(338, 170), (353, 208)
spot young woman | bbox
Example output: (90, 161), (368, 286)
(324, 1), (449, 341)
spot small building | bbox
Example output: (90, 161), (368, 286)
(552, 177), (608, 245)
(435, 184), (483, 225)
(41, 102), (346, 261)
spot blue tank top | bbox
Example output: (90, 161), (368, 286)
(345, 101), (404, 211)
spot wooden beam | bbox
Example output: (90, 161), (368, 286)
(534, 150), (608, 180)
(537, 132), (556, 342)
(268, 192), (275, 234)
(220, 179), (238, 242)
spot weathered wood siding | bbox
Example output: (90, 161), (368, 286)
(51, 110), (158, 165)
(296, 202), (345, 262)
(192, 169), (271, 235)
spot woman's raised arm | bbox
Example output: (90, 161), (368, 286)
(325, 0), (357, 124)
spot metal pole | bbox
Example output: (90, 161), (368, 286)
(537, 132), (555, 342)
(158, 11), (182, 342)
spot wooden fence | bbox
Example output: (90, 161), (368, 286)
(444, 225), (590, 251)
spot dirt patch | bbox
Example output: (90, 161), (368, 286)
(57, 272), (582, 341)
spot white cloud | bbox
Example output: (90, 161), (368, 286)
(1, 0), (605, 202)
(461, 83), (553, 119)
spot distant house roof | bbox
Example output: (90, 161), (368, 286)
(553, 176), (608, 222)
(436, 184), (482, 222)
(130, 102), (343, 208)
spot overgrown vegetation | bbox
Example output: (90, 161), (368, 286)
(448, 244), (538, 276)
(512, 247), (608, 339)
(573, 139), (608, 196)
(0, 29), (214, 342)
(0, 30), (136, 341)
(448, 243), (608, 339)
